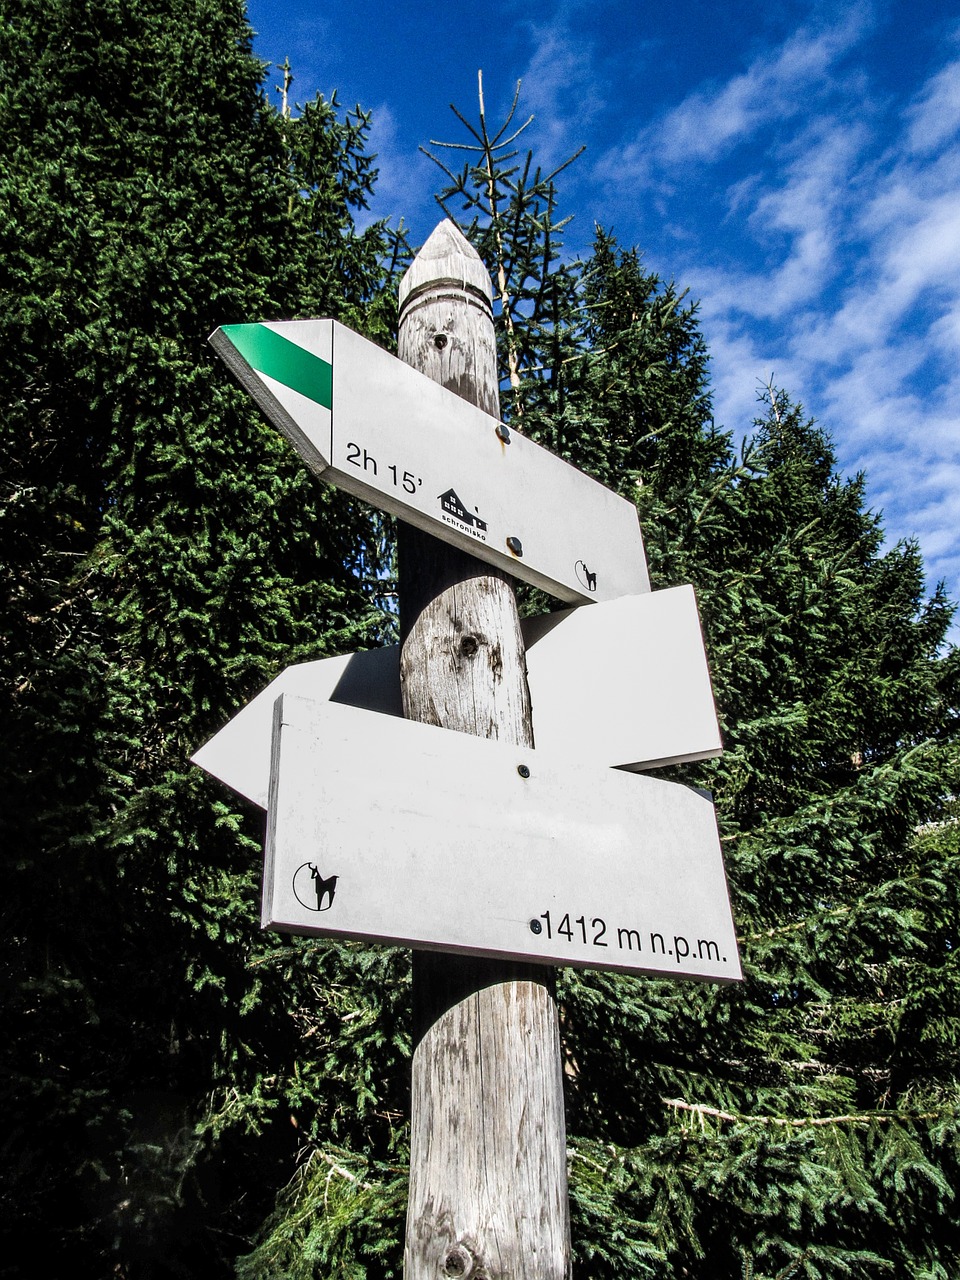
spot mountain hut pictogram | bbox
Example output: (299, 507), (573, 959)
(438, 488), (487, 532)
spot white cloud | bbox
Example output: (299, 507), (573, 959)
(363, 104), (438, 239)
(631, 19), (960, 622)
(517, 25), (604, 171)
(245, 0), (960, 632)
(604, 4), (873, 182)
(709, 116), (869, 320)
(493, 11), (617, 211)
(905, 55), (960, 155)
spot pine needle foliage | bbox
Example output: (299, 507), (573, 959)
(0, 0), (404, 1274)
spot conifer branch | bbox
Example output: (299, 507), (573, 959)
(317, 1149), (374, 1194)
(662, 1098), (938, 1127)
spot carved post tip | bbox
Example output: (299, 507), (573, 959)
(419, 218), (481, 262)
(399, 219), (493, 316)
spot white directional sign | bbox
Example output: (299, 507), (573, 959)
(191, 586), (723, 808)
(265, 694), (741, 981)
(210, 319), (650, 604)
(524, 586), (722, 771)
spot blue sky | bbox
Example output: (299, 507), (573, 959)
(247, 0), (960, 630)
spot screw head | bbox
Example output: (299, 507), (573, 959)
(495, 423), (511, 443)
(506, 536), (523, 556)
(517, 764), (531, 779)
(530, 918), (543, 934)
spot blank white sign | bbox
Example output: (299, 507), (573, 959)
(524, 585), (722, 771)
(264, 695), (741, 982)
(191, 586), (722, 807)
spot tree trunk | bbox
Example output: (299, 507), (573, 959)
(399, 220), (571, 1280)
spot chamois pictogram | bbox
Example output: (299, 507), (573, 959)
(576, 560), (598, 592)
(309, 864), (339, 911)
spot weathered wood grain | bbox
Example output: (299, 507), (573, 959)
(399, 220), (571, 1280)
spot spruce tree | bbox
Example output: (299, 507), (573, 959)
(0, 1), (401, 1273)
(557, 374), (959, 1278)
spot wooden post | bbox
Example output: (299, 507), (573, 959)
(398, 221), (571, 1280)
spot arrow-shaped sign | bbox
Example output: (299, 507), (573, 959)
(191, 586), (723, 808)
(264, 694), (741, 981)
(210, 319), (650, 604)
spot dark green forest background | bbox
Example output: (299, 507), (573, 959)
(2, 1), (958, 1276)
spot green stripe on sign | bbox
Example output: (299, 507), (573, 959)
(221, 323), (333, 409)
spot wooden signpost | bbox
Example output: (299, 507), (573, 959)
(395, 221), (570, 1280)
(199, 218), (742, 1280)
